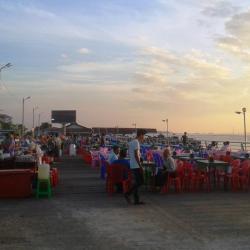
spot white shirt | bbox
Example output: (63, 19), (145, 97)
(128, 139), (140, 169)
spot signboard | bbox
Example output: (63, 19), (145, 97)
(51, 110), (76, 123)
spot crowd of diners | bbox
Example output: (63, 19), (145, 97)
(0, 133), (67, 162)
(1, 130), (250, 202)
(100, 131), (250, 205)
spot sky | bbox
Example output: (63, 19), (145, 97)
(1, 0), (250, 133)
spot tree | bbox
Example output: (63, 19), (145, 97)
(0, 122), (11, 130)
(40, 122), (52, 130)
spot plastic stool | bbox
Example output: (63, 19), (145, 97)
(36, 179), (52, 198)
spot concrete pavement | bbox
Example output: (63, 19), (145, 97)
(1, 156), (250, 250)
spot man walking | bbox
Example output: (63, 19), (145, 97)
(125, 129), (146, 205)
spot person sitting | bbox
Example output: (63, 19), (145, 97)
(172, 151), (177, 159)
(113, 149), (130, 170)
(156, 148), (177, 187)
(108, 145), (120, 164)
(163, 148), (177, 176)
(220, 141), (231, 154)
(223, 151), (232, 163)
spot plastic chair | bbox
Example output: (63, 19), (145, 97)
(51, 168), (59, 187)
(161, 173), (182, 193)
(161, 162), (183, 194)
(239, 163), (250, 191)
(122, 171), (132, 194)
(100, 154), (108, 179)
(181, 161), (195, 192)
(106, 163), (129, 195)
(36, 164), (52, 198)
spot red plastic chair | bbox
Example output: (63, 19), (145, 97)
(196, 169), (210, 192)
(181, 161), (196, 192)
(239, 162), (250, 191)
(106, 164), (129, 195)
(122, 171), (132, 194)
(216, 157), (231, 190)
(51, 168), (59, 186)
(160, 159), (183, 194)
(82, 150), (92, 165)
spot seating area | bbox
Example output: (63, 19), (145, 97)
(0, 154), (59, 198)
(80, 146), (250, 195)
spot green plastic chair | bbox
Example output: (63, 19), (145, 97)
(36, 178), (52, 198)
(36, 164), (52, 198)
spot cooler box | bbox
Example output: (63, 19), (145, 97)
(0, 169), (33, 198)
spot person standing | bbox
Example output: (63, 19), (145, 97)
(181, 132), (188, 145)
(125, 129), (146, 205)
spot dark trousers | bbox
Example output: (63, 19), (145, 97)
(156, 170), (176, 187)
(127, 168), (144, 203)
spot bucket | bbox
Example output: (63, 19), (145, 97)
(38, 164), (50, 179)
(69, 144), (76, 156)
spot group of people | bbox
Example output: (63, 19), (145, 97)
(0, 133), (67, 161)
(106, 129), (178, 206)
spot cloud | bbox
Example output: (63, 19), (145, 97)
(216, 9), (250, 62)
(58, 62), (128, 73)
(78, 48), (90, 55)
(201, 1), (239, 18)
(0, 2), (56, 19)
(61, 53), (68, 59)
(126, 45), (238, 113)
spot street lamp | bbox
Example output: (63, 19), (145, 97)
(162, 119), (169, 145)
(235, 107), (247, 151)
(38, 112), (43, 136)
(0, 63), (12, 90)
(0, 63), (12, 72)
(32, 106), (39, 137)
(132, 123), (136, 134)
(21, 96), (31, 137)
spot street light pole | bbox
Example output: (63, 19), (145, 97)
(32, 106), (38, 137)
(21, 96), (31, 137)
(38, 113), (42, 136)
(243, 107), (247, 151)
(0, 63), (12, 94)
(132, 123), (136, 134)
(162, 119), (169, 145)
(0, 63), (12, 77)
(235, 107), (247, 151)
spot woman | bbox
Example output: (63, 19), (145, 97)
(156, 148), (177, 187)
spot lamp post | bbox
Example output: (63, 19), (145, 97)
(21, 96), (31, 137)
(132, 123), (136, 134)
(162, 119), (169, 145)
(0, 63), (12, 74)
(235, 107), (247, 151)
(38, 112), (43, 136)
(0, 63), (12, 92)
(32, 106), (38, 137)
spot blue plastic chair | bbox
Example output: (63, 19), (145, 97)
(100, 154), (107, 180)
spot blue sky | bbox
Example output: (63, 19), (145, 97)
(1, 0), (250, 133)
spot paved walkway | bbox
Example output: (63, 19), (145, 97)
(1, 156), (250, 250)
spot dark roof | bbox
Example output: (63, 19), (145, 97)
(66, 122), (91, 134)
(0, 114), (12, 123)
(43, 123), (91, 135)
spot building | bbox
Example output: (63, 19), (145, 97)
(42, 122), (92, 136)
(0, 114), (12, 124)
(92, 127), (157, 135)
(66, 122), (92, 136)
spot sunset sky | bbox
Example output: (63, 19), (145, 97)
(1, 0), (250, 133)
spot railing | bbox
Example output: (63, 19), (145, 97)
(199, 140), (250, 152)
